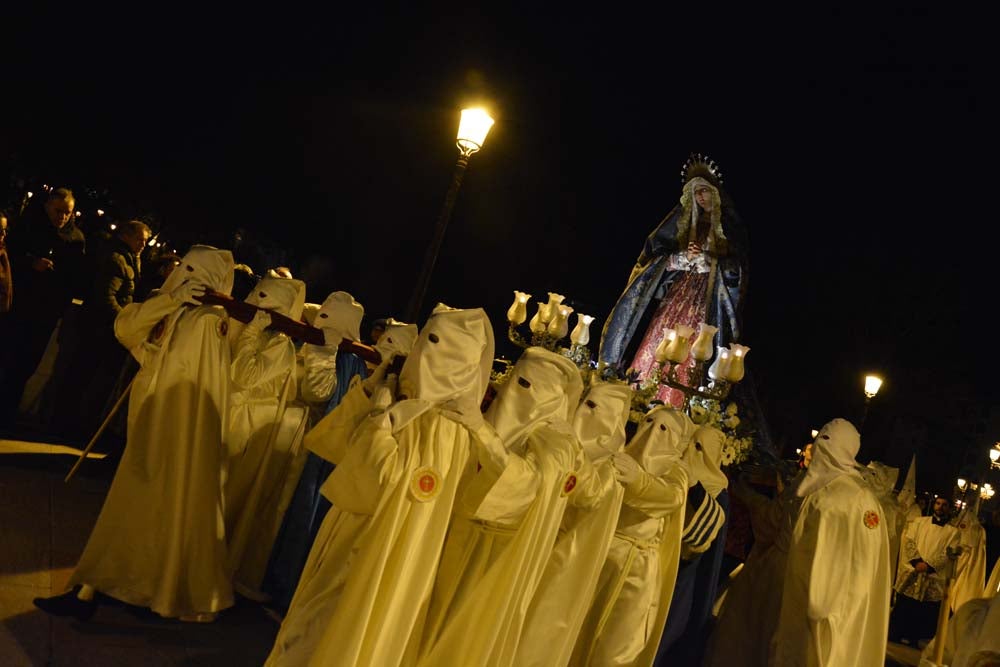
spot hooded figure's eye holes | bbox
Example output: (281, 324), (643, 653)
(320, 313), (328, 319)
(428, 333), (440, 344)
(185, 265), (195, 272)
(517, 377), (531, 389)
(585, 399), (598, 409)
(660, 424), (667, 431)
(259, 292), (267, 298)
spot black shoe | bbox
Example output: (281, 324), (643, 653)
(33, 587), (98, 621)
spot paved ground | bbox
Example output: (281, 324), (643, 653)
(0, 450), (278, 666)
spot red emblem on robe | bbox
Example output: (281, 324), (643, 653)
(562, 473), (578, 496)
(863, 510), (880, 529)
(410, 467), (442, 502)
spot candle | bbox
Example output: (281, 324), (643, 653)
(506, 291), (531, 326)
(708, 346), (733, 382)
(529, 302), (548, 334)
(570, 314), (595, 346)
(547, 305), (574, 339)
(654, 328), (676, 363)
(664, 324), (694, 363)
(690, 323), (719, 362)
(726, 344), (750, 382)
(541, 292), (565, 324)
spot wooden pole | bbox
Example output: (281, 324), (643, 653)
(64, 377), (135, 483)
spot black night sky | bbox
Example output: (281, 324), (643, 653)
(3, 7), (996, 494)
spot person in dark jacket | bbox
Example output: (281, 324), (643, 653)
(52, 220), (150, 436)
(0, 188), (86, 424)
(0, 211), (12, 315)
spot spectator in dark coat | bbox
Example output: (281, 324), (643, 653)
(0, 188), (86, 424)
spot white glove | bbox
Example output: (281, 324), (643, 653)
(171, 280), (208, 305)
(361, 357), (393, 396)
(612, 452), (645, 486)
(248, 310), (272, 330)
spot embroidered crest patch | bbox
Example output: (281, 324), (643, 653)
(863, 510), (880, 529)
(562, 473), (578, 496)
(410, 467), (442, 502)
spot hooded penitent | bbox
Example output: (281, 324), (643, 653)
(159, 245), (235, 302)
(685, 425), (729, 499)
(486, 346), (583, 451)
(627, 405), (696, 477)
(417, 347), (586, 665)
(573, 406), (693, 667)
(268, 304), (495, 667)
(373, 318), (420, 362)
(225, 276), (309, 595)
(772, 417), (890, 667)
(69, 245), (236, 619)
(796, 418), (861, 498)
(315, 291), (364, 343)
(574, 382), (633, 462)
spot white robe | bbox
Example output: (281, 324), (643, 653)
(417, 423), (583, 667)
(897, 516), (961, 603)
(514, 455), (624, 667)
(919, 594), (1000, 667)
(224, 323), (305, 594)
(266, 406), (480, 667)
(69, 294), (234, 617)
(771, 474), (890, 667)
(570, 461), (688, 667)
(951, 516), (988, 613)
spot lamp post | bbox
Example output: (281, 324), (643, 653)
(990, 443), (1000, 471)
(405, 108), (495, 322)
(859, 373), (883, 429)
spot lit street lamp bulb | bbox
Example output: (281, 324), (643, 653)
(456, 108), (495, 155)
(97, 209), (105, 216)
(864, 374), (883, 398)
(957, 477), (967, 491)
(810, 429), (819, 439)
(26, 191), (33, 198)
(109, 224), (117, 231)
(990, 446), (1000, 464)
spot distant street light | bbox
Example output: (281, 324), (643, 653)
(957, 477), (968, 492)
(405, 108), (495, 322)
(810, 429), (819, 439)
(990, 443), (1000, 470)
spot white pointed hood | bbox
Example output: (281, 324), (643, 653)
(374, 318), (419, 361)
(394, 303), (494, 427)
(245, 277), (306, 320)
(315, 291), (364, 342)
(159, 245), (235, 300)
(485, 346), (583, 451)
(684, 425), (729, 498)
(626, 405), (695, 476)
(796, 418), (862, 497)
(574, 382), (633, 462)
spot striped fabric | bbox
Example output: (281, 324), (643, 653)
(682, 482), (725, 554)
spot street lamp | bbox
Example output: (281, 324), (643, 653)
(864, 375), (883, 399)
(859, 373), (883, 429)
(982, 483), (995, 500)
(957, 477), (967, 492)
(990, 443), (1000, 470)
(405, 108), (495, 322)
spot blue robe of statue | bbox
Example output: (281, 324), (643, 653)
(261, 350), (368, 610)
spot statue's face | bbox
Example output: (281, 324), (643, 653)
(694, 185), (714, 212)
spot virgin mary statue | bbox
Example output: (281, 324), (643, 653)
(599, 154), (748, 407)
